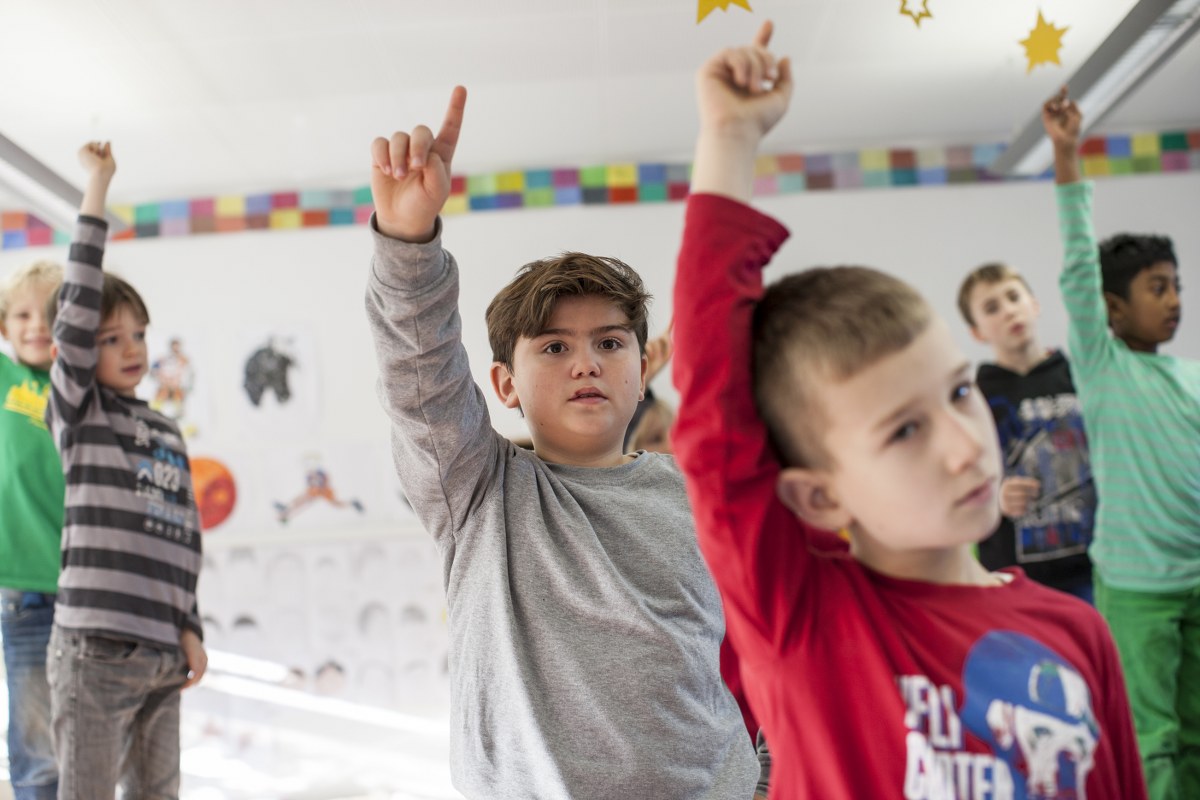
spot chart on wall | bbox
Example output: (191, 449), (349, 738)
(197, 536), (450, 712)
(232, 325), (320, 436)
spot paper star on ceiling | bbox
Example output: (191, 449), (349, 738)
(899, 0), (933, 27)
(697, 0), (753, 24)
(1020, 11), (1069, 73)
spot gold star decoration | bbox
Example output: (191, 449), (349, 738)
(697, 0), (753, 24)
(1020, 11), (1068, 73)
(899, 0), (932, 27)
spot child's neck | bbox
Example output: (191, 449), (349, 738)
(851, 538), (999, 587)
(532, 437), (633, 469)
(1118, 333), (1158, 354)
(994, 340), (1051, 376)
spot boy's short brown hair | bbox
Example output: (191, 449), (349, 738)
(0, 260), (62, 321)
(486, 252), (650, 368)
(753, 266), (932, 469)
(49, 273), (150, 328)
(956, 263), (1032, 327)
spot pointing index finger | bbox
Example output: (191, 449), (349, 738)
(433, 85), (468, 167)
(753, 19), (774, 49)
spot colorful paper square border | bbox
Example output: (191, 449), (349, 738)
(3, 130), (1197, 250)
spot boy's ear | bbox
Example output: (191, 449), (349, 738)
(1104, 292), (1127, 330)
(639, 352), (648, 401)
(968, 324), (988, 344)
(490, 361), (522, 410)
(776, 467), (852, 531)
(0, 318), (8, 339)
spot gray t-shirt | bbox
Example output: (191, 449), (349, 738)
(365, 220), (757, 799)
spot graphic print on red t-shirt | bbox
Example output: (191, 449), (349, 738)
(902, 631), (1099, 799)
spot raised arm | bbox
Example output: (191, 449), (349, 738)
(49, 143), (115, 426)
(364, 88), (501, 541)
(1044, 88), (1112, 375)
(673, 23), (816, 650)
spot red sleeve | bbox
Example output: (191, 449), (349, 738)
(671, 193), (827, 658)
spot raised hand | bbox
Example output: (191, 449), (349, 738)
(78, 141), (116, 182)
(370, 85), (468, 242)
(696, 20), (793, 143)
(1041, 86), (1082, 151)
(644, 321), (674, 384)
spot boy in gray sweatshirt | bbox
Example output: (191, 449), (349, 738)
(364, 87), (757, 799)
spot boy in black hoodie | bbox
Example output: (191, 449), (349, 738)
(958, 263), (1095, 600)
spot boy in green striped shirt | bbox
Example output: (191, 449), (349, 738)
(1044, 87), (1199, 799)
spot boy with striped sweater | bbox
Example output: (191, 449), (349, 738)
(1045, 88), (1200, 799)
(46, 142), (205, 800)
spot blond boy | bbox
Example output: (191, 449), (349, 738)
(0, 260), (63, 800)
(671, 23), (1145, 799)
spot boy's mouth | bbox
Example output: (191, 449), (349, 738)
(955, 477), (996, 507)
(570, 387), (607, 402)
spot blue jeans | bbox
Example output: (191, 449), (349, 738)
(0, 589), (58, 800)
(47, 625), (187, 800)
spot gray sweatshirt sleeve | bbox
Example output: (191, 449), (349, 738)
(364, 216), (500, 543)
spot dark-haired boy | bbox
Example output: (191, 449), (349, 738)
(957, 264), (1095, 601)
(46, 142), (206, 800)
(671, 24), (1145, 798)
(363, 90), (756, 798)
(1043, 87), (1200, 799)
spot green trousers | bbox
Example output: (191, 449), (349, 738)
(1095, 575), (1200, 800)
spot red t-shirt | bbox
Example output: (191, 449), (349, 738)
(671, 193), (1146, 800)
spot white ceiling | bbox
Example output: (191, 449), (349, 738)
(0, 0), (1197, 207)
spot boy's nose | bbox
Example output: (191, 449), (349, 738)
(571, 357), (600, 377)
(943, 410), (985, 472)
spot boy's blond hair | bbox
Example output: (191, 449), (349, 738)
(0, 260), (62, 321)
(956, 263), (1033, 327)
(486, 252), (650, 368)
(752, 266), (932, 469)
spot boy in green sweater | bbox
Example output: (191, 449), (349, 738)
(0, 260), (65, 800)
(1045, 86), (1199, 799)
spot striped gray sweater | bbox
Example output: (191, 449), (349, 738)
(47, 215), (202, 649)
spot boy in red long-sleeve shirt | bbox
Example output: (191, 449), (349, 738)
(671, 23), (1145, 800)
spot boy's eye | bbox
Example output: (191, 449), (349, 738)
(598, 338), (622, 351)
(951, 382), (973, 402)
(134, 331), (146, 342)
(890, 421), (919, 443)
(543, 342), (566, 355)
(99, 336), (117, 346)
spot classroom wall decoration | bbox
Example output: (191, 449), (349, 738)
(196, 535), (450, 712)
(697, 0), (752, 25)
(1, 131), (1198, 252)
(899, 0), (933, 28)
(234, 326), (319, 438)
(146, 328), (211, 440)
(191, 456), (238, 531)
(1021, 11), (1069, 73)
